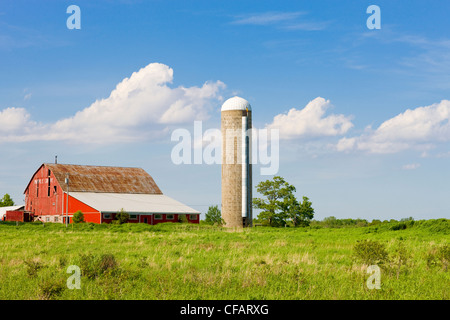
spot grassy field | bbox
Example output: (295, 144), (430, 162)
(0, 219), (448, 300)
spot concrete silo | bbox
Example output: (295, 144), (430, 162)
(221, 96), (252, 228)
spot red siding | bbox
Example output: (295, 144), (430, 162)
(66, 195), (100, 223)
(5, 211), (31, 222)
(25, 165), (64, 216)
(24, 164), (101, 224)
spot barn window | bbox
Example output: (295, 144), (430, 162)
(54, 216), (59, 222)
(154, 214), (162, 220)
(166, 214), (174, 220)
(129, 214), (137, 220)
(36, 180), (39, 197)
(103, 213), (111, 219)
(189, 214), (198, 220)
(48, 177), (51, 197)
(46, 217), (50, 222)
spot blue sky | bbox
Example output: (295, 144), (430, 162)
(1, 0), (450, 221)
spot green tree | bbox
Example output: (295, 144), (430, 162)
(72, 210), (85, 223)
(298, 196), (314, 226)
(280, 195), (314, 227)
(0, 194), (15, 207)
(279, 194), (299, 226)
(115, 208), (129, 224)
(204, 205), (224, 226)
(253, 176), (299, 227)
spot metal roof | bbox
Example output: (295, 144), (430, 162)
(69, 192), (199, 214)
(43, 164), (163, 194)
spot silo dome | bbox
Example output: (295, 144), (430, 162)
(221, 96), (251, 112)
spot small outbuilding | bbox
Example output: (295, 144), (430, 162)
(0, 205), (26, 221)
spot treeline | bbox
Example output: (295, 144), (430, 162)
(309, 216), (449, 233)
(310, 216), (414, 228)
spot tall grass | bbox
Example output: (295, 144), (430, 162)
(0, 219), (448, 300)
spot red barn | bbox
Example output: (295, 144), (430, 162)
(24, 163), (200, 224)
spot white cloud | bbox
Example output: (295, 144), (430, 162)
(0, 63), (226, 144)
(266, 97), (353, 140)
(231, 11), (329, 31)
(0, 107), (36, 133)
(231, 12), (304, 25)
(281, 21), (329, 31)
(337, 100), (450, 154)
(402, 163), (420, 170)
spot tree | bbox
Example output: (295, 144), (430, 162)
(72, 210), (85, 223)
(115, 208), (129, 224)
(298, 196), (314, 226)
(253, 176), (314, 227)
(253, 176), (297, 227)
(280, 195), (314, 227)
(204, 205), (224, 226)
(0, 194), (15, 207)
(279, 194), (300, 226)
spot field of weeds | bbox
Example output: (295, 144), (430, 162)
(0, 219), (448, 300)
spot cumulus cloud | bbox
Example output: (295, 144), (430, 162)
(0, 107), (34, 133)
(337, 100), (450, 154)
(0, 63), (226, 144)
(266, 97), (353, 140)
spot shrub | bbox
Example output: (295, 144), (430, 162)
(390, 219), (415, 231)
(98, 254), (118, 275)
(72, 210), (85, 223)
(79, 253), (119, 279)
(439, 244), (450, 271)
(389, 241), (410, 279)
(23, 259), (44, 277)
(353, 239), (389, 265)
(391, 223), (407, 231)
(115, 208), (129, 224)
(39, 280), (65, 300)
(427, 244), (449, 271)
(58, 256), (67, 269)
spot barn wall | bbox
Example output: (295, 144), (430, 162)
(25, 165), (64, 217)
(24, 164), (101, 223)
(100, 213), (199, 225)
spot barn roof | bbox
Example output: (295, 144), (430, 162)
(25, 164), (163, 195)
(69, 192), (200, 214)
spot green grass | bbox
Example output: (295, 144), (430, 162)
(0, 219), (448, 300)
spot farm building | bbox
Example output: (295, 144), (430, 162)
(0, 205), (25, 221)
(24, 163), (200, 224)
